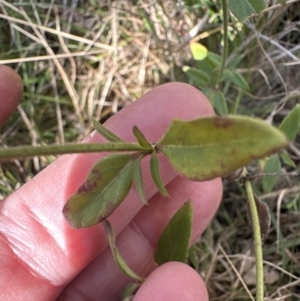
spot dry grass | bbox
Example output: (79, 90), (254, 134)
(0, 0), (299, 300)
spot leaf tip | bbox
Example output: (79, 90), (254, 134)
(62, 205), (79, 229)
(102, 219), (110, 234)
(132, 125), (152, 149)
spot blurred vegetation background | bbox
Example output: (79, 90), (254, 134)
(0, 0), (299, 300)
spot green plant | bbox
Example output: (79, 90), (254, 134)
(183, 0), (268, 116)
(1, 106), (299, 299)
(1, 0), (299, 300)
(181, 1), (299, 300)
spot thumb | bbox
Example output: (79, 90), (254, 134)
(133, 262), (209, 301)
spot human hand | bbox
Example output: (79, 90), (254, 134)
(0, 65), (222, 301)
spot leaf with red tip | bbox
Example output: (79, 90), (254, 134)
(63, 153), (136, 228)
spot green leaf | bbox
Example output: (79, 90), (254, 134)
(132, 126), (152, 149)
(190, 42), (208, 61)
(280, 151), (296, 168)
(278, 0), (286, 4)
(228, 0), (266, 22)
(247, 0), (266, 12)
(263, 154), (281, 193)
(92, 118), (123, 142)
(202, 87), (215, 106)
(203, 89), (228, 115)
(133, 155), (148, 205)
(279, 104), (300, 141)
(228, 54), (246, 69)
(183, 66), (210, 87)
(150, 151), (169, 197)
(121, 283), (141, 301)
(63, 153), (136, 228)
(103, 220), (144, 282)
(207, 52), (222, 67)
(154, 200), (193, 265)
(194, 52), (222, 78)
(188, 244), (200, 268)
(223, 70), (250, 91)
(213, 91), (228, 115)
(158, 116), (288, 181)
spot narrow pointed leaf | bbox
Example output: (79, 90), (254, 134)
(133, 155), (148, 205)
(279, 104), (300, 141)
(213, 90), (228, 115)
(263, 154), (281, 193)
(154, 200), (193, 265)
(183, 66), (210, 87)
(63, 153), (136, 228)
(229, 54), (246, 69)
(230, 71), (250, 91)
(121, 283), (141, 301)
(158, 116), (288, 181)
(188, 244), (200, 268)
(223, 70), (250, 91)
(103, 220), (144, 282)
(150, 151), (169, 197)
(207, 52), (222, 68)
(132, 126), (152, 149)
(280, 151), (296, 168)
(93, 118), (123, 142)
(195, 52), (221, 77)
(248, 0), (267, 12)
(228, 0), (266, 22)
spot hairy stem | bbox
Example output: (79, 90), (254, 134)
(245, 180), (264, 301)
(0, 142), (152, 161)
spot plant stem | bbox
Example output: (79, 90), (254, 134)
(245, 180), (264, 301)
(217, 0), (228, 83)
(0, 142), (152, 161)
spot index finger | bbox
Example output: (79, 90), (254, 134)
(0, 65), (23, 127)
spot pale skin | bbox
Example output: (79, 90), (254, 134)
(0, 65), (222, 301)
